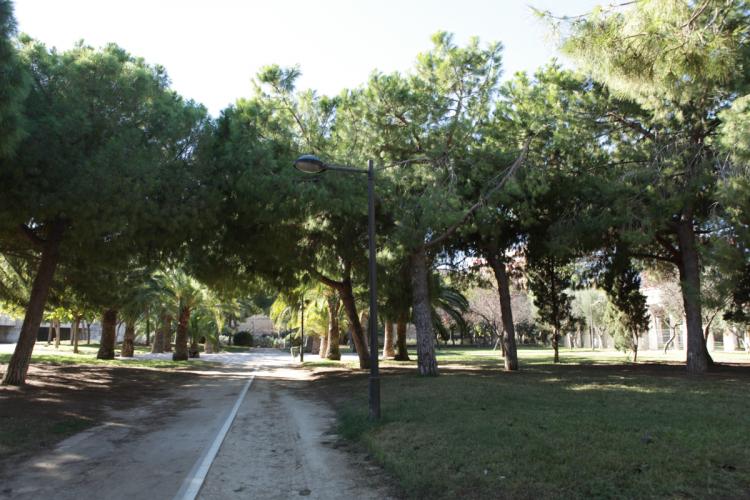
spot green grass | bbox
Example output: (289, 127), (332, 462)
(0, 352), (209, 369)
(334, 348), (750, 499)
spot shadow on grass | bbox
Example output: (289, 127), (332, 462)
(309, 355), (750, 499)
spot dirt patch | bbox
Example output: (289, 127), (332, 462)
(0, 362), (202, 471)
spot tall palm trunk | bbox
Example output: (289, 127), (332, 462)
(151, 309), (168, 353)
(189, 337), (200, 358)
(53, 318), (60, 349)
(394, 313), (410, 361)
(173, 306), (190, 361)
(410, 248), (438, 376)
(326, 294), (341, 360)
(383, 320), (396, 358)
(121, 319), (136, 357)
(487, 254), (519, 371)
(72, 317), (80, 354)
(97, 309), (118, 360)
(319, 335), (328, 358)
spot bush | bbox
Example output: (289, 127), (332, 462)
(233, 331), (253, 346)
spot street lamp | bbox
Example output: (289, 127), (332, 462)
(294, 154), (380, 420)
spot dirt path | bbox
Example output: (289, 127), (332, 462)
(198, 375), (394, 499)
(0, 350), (396, 500)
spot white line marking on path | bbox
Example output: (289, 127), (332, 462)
(174, 375), (255, 500)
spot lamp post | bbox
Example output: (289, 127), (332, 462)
(294, 154), (380, 420)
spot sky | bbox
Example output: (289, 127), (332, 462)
(14, 0), (602, 117)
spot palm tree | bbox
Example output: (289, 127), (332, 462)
(154, 269), (206, 361)
(430, 276), (470, 347)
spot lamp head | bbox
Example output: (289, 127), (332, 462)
(294, 154), (327, 174)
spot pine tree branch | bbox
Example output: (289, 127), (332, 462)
(425, 137), (532, 250)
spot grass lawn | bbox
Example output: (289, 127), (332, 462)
(0, 342), (210, 369)
(324, 347), (750, 499)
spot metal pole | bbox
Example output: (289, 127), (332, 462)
(367, 159), (381, 420)
(300, 298), (304, 363)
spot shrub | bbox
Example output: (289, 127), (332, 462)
(233, 331), (253, 346)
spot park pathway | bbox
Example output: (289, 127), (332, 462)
(0, 349), (393, 500)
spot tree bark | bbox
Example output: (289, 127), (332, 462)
(676, 220), (710, 373)
(46, 323), (53, 345)
(383, 320), (396, 358)
(552, 331), (560, 363)
(97, 309), (118, 360)
(72, 317), (80, 354)
(326, 294), (341, 360)
(410, 248), (438, 376)
(145, 307), (151, 346)
(86, 321), (91, 345)
(189, 336), (200, 358)
(53, 318), (60, 349)
(2, 222), (64, 386)
(151, 309), (167, 353)
(121, 319), (136, 357)
(319, 334), (328, 358)
(488, 254), (519, 371)
(338, 280), (370, 368)
(173, 306), (190, 361)
(394, 313), (410, 360)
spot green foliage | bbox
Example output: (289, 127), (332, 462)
(0, 0), (28, 157)
(232, 331), (253, 347)
(527, 255), (574, 339)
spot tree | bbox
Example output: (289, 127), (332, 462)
(0, 40), (207, 384)
(0, 0), (27, 157)
(527, 255), (574, 363)
(553, 0), (750, 373)
(601, 254), (650, 362)
(340, 32), (519, 375)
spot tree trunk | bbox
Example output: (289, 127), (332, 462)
(189, 337), (200, 358)
(338, 280), (370, 369)
(97, 309), (118, 360)
(383, 320), (396, 358)
(326, 294), (341, 360)
(488, 255), (519, 371)
(86, 321), (91, 345)
(204, 333), (215, 353)
(145, 307), (151, 346)
(2, 223), (64, 386)
(72, 317), (80, 354)
(394, 313), (410, 361)
(632, 331), (639, 363)
(676, 220), (710, 373)
(53, 318), (60, 349)
(410, 248), (438, 376)
(121, 319), (136, 357)
(151, 309), (167, 353)
(46, 323), (53, 345)
(319, 334), (328, 358)
(552, 331), (560, 363)
(173, 306), (190, 361)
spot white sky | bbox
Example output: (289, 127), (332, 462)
(14, 0), (601, 116)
